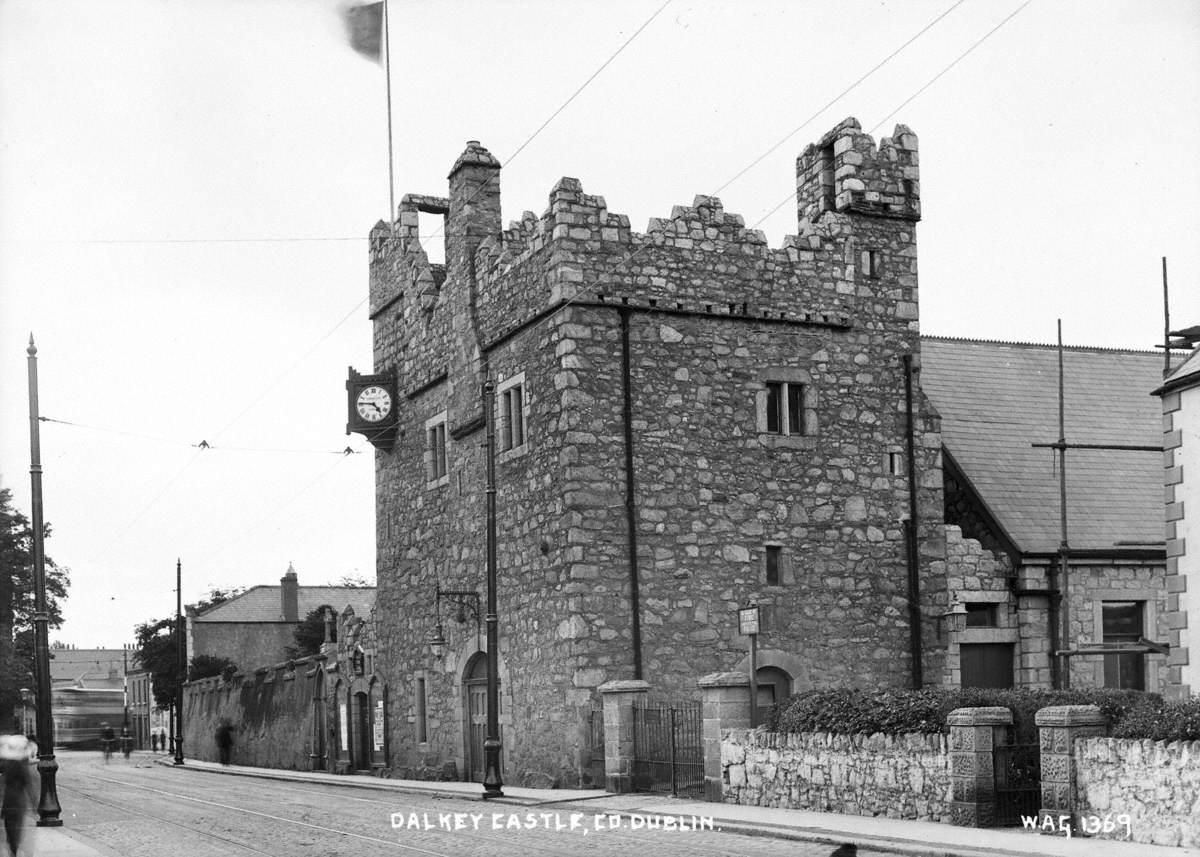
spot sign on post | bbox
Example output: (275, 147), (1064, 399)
(739, 604), (760, 728)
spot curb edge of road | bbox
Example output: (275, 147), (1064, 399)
(155, 759), (1041, 857)
(153, 757), (546, 804)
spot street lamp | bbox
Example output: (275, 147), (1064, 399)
(939, 599), (968, 640)
(26, 335), (62, 826)
(426, 583), (480, 660)
(482, 378), (503, 799)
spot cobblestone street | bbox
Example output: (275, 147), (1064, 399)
(44, 752), (883, 857)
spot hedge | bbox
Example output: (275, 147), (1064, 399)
(769, 687), (1198, 742)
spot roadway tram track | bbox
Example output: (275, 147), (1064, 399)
(58, 776), (453, 856)
(110, 767), (788, 857)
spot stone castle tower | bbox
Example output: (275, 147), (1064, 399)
(366, 117), (945, 786)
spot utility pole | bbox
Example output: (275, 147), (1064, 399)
(174, 558), (185, 765)
(27, 334), (63, 826)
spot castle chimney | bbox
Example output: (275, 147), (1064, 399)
(281, 563), (299, 621)
(447, 140), (501, 262)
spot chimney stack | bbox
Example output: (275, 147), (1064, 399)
(281, 563), (299, 621)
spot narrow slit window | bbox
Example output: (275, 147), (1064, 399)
(416, 677), (427, 743)
(765, 545), (782, 586)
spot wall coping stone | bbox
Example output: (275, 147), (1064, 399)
(599, 679), (652, 694)
(1034, 705), (1106, 728)
(946, 706), (1012, 726)
(699, 672), (751, 688)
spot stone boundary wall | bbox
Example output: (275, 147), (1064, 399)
(721, 728), (951, 821)
(183, 657), (321, 770)
(1073, 737), (1200, 848)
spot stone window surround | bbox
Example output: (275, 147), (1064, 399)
(424, 410), (449, 488)
(859, 248), (881, 279)
(754, 368), (817, 449)
(761, 542), (792, 587)
(496, 371), (528, 463)
(1089, 590), (1160, 692)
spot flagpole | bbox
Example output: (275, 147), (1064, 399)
(384, 0), (396, 238)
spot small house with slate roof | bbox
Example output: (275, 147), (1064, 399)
(186, 564), (375, 671)
(1153, 340), (1200, 698)
(921, 338), (1170, 693)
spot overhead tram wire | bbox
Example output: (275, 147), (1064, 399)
(870, 0), (1034, 136)
(198, 443), (368, 569)
(711, 0), (966, 197)
(710, 0), (1037, 245)
(405, 0), (673, 261)
(531, 0), (1015, 330)
(39, 416), (359, 455)
(82, 293), (368, 562)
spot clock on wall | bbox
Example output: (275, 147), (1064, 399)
(346, 367), (398, 451)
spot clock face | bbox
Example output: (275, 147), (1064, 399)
(355, 385), (393, 422)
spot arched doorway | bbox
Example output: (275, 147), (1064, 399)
(755, 666), (793, 724)
(462, 653), (500, 783)
(353, 691), (372, 771)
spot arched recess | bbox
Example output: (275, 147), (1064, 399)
(310, 666), (327, 772)
(459, 651), (512, 784)
(346, 673), (387, 772)
(732, 648), (811, 719)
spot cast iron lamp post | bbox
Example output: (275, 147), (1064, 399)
(27, 335), (62, 826)
(481, 378), (503, 798)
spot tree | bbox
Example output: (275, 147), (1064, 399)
(134, 617), (181, 711)
(291, 604), (336, 657)
(132, 587), (244, 710)
(334, 573), (373, 588)
(189, 654), (238, 681)
(1, 486), (71, 727)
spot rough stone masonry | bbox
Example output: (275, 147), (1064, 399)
(366, 117), (947, 786)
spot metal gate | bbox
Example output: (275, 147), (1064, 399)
(632, 700), (703, 798)
(993, 741), (1040, 826)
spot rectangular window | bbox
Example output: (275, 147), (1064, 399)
(965, 603), (998, 628)
(425, 416), (447, 483)
(1102, 601), (1145, 690)
(765, 546), (782, 586)
(765, 382), (804, 436)
(960, 643), (1014, 688)
(500, 383), (525, 451)
(860, 249), (880, 278)
(416, 677), (427, 743)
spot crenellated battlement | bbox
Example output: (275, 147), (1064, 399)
(372, 118), (920, 379)
(796, 117), (919, 224)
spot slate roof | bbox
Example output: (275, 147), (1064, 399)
(920, 337), (1164, 555)
(194, 586), (375, 623)
(1155, 346), (1200, 394)
(46, 648), (127, 686)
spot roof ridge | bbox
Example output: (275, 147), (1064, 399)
(921, 334), (1160, 356)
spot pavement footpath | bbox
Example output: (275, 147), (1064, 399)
(26, 755), (1200, 857)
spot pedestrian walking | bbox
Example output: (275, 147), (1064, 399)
(1, 733), (37, 857)
(100, 722), (115, 762)
(215, 719), (234, 766)
(150, 732), (157, 753)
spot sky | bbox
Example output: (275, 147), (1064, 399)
(1, 0), (1198, 649)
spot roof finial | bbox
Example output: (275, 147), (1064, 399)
(27, 333), (37, 356)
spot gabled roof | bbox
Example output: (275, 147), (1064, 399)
(920, 337), (1163, 555)
(1153, 346), (1200, 395)
(193, 586), (375, 623)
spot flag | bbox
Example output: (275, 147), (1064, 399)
(343, 2), (384, 63)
